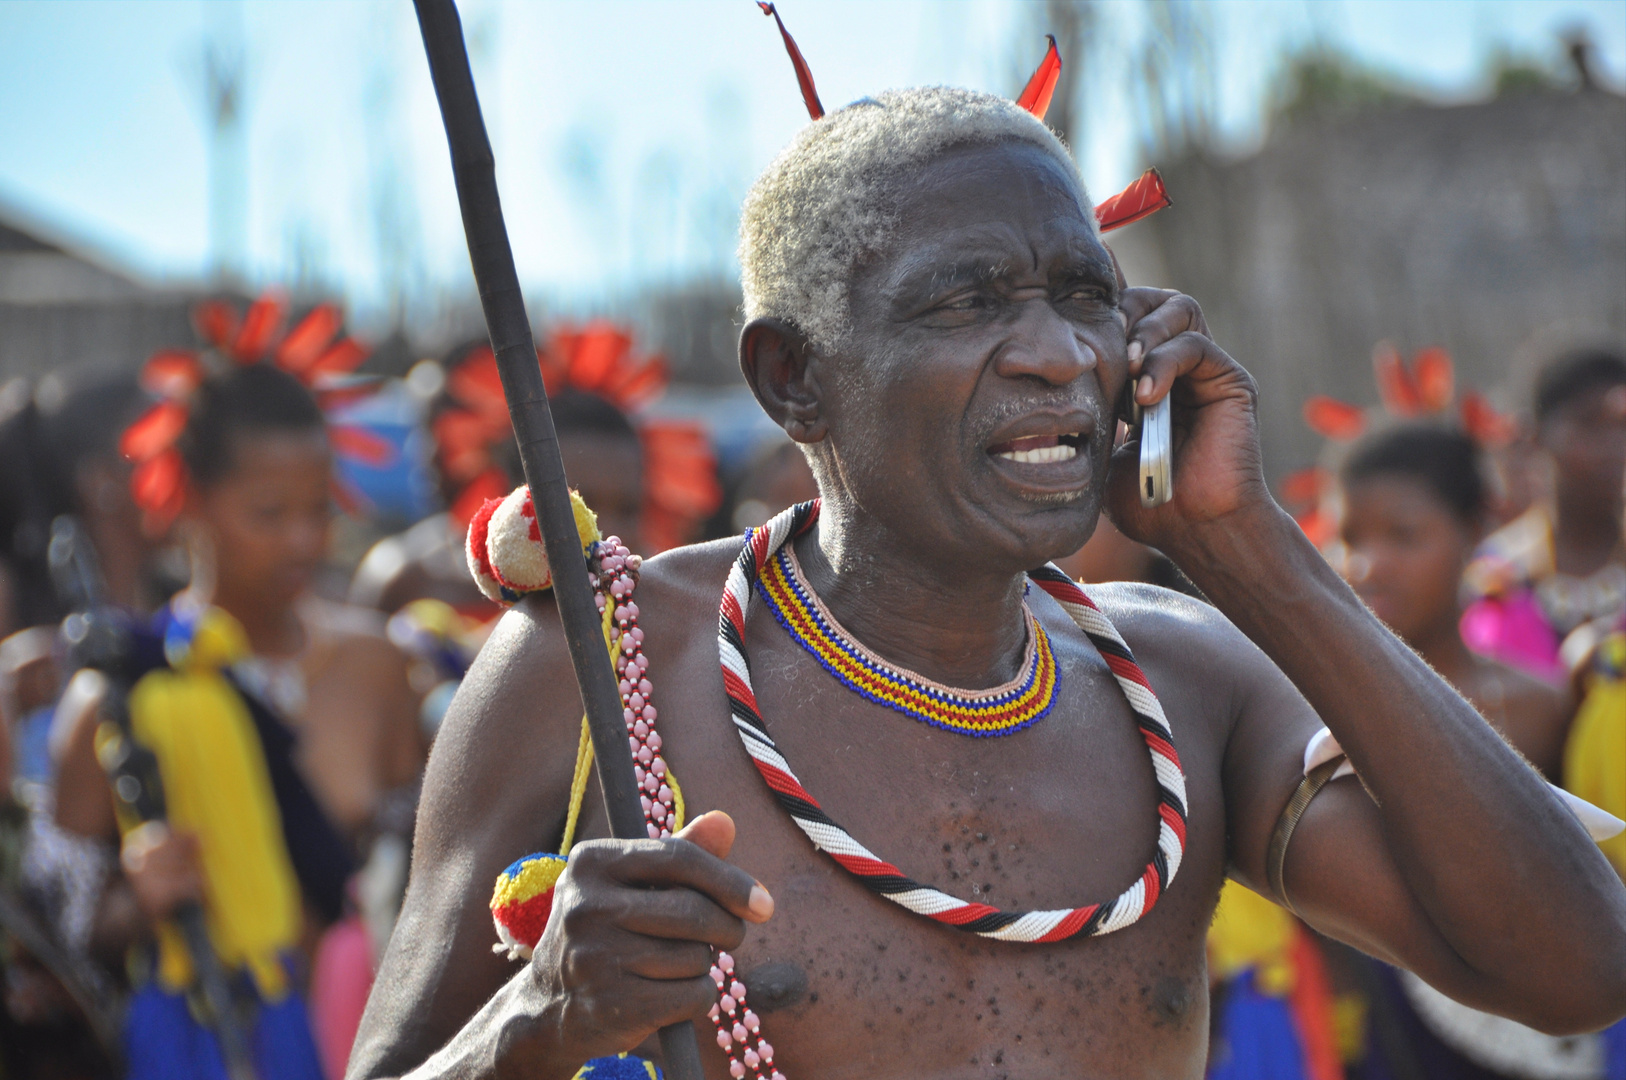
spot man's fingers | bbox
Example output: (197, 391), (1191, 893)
(616, 887), (750, 952)
(618, 939), (720, 982)
(1118, 286), (1180, 342)
(1134, 331), (1217, 405)
(1125, 291), (1205, 373)
(649, 974), (727, 1030)
(577, 834), (773, 925)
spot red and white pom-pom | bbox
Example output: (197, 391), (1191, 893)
(465, 485), (600, 606)
(488, 486), (553, 593)
(465, 496), (508, 603)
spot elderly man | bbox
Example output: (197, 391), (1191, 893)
(350, 88), (1626, 1079)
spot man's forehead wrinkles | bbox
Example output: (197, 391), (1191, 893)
(880, 226), (1025, 293)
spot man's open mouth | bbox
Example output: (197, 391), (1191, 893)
(986, 432), (1084, 464)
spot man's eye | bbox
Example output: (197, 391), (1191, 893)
(1061, 286), (1111, 304)
(940, 293), (989, 312)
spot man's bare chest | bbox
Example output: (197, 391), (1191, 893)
(595, 598), (1231, 1077)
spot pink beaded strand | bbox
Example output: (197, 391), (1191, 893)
(707, 951), (781, 1080)
(593, 537), (675, 839)
(595, 540), (780, 1077)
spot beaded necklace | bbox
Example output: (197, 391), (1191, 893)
(720, 500), (1188, 943)
(756, 542), (1059, 737)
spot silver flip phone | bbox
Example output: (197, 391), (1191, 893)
(1125, 392), (1173, 507)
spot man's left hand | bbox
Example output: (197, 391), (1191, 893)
(1105, 287), (1272, 551)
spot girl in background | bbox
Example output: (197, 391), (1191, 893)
(1332, 424), (1594, 1080)
(53, 322), (424, 1080)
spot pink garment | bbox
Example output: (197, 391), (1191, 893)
(310, 915), (374, 1080)
(1460, 590), (1564, 684)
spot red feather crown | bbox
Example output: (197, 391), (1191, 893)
(119, 293), (391, 534)
(432, 322), (722, 553)
(1285, 342), (1518, 546)
(757, 4), (1173, 233)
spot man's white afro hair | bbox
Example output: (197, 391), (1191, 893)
(739, 85), (1093, 353)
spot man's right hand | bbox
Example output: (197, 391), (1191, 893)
(518, 810), (774, 1069)
(120, 821), (203, 924)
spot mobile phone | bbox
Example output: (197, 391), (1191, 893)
(1123, 388), (1173, 508)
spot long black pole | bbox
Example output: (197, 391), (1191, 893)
(410, 3), (705, 1076)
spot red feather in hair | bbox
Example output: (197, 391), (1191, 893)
(120, 401), (189, 463)
(1279, 466), (1331, 508)
(233, 295), (286, 362)
(1095, 169), (1172, 233)
(122, 292), (379, 534)
(1411, 346), (1454, 413)
(1015, 36), (1062, 121)
(192, 300), (239, 352)
(1460, 391), (1517, 448)
(758, 3), (824, 121)
(1303, 396), (1367, 442)
(276, 305), (343, 374)
(1372, 341), (1455, 417)
(140, 351), (205, 399)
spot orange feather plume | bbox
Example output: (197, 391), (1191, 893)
(1303, 396), (1367, 442)
(1460, 391), (1517, 448)
(122, 292), (379, 534)
(1372, 341), (1455, 417)
(433, 326), (720, 548)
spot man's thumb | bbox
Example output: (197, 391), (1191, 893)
(674, 809), (736, 860)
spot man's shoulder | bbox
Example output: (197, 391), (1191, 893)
(1077, 581), (1233, 647)
(500, 536), (740, 659)
(444, 538), (742, 779)
(638, 537), (742, 617)
(1065, 580), (1267, 695)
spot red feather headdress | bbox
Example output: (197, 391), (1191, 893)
(433, 322), (722, 553)
(119, 292), (391, 535)
(757, 6), (1173, 234)
(1284, 342), (1518, 546)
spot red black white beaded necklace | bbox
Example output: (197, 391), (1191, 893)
(720, 500), (1189, 942)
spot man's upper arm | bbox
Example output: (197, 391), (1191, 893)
(348, 597), (585, 1080)
(1217, 614), (1499, 1001)
(1216, 624), (1327, 894)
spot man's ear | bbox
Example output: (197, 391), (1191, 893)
(740, 318), (828, 445)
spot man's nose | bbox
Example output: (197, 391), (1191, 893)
(992, 298), (1097, 386)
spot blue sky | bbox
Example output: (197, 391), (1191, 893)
(1, 0), (1622, 331)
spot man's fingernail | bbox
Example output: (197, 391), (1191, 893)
(1138, 375), (1154, 401)
(748, 884), (774, 920)
(1127, 341), (1143, 364)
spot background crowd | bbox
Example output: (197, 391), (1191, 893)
(0, 2), (1622, 1079)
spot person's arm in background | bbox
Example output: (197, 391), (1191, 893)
(51, 670), (204, 960)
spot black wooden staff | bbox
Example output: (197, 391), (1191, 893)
(410, 2), (706, 1077)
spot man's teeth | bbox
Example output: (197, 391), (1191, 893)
(997, 444), (1079, 464)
